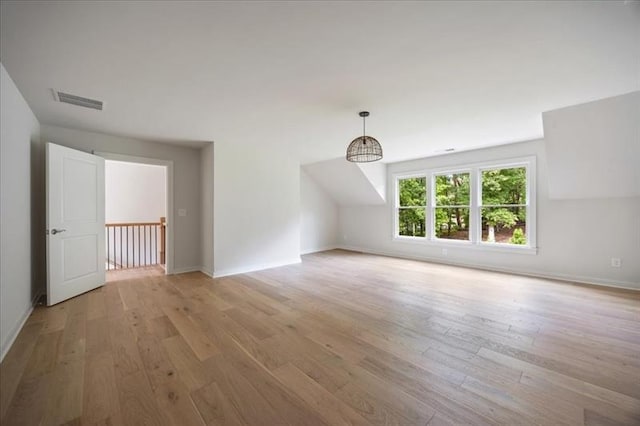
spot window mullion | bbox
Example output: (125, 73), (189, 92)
(470, 167), (480, 244)
(428, 172), (435, 240)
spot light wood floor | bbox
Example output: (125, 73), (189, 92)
(1, 250), (639, 425)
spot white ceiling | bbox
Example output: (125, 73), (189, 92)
(1, 1), (638, 163)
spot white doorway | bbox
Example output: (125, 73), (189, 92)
(97, 152), (174, 275)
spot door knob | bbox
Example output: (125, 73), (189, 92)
(51, 229), (66, 235)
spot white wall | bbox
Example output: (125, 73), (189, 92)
(41, 125), (203, 273)
(0, 63), (41, 360)
(357, 162), (387, 202)
(339, 139), (640, 289)
(300, 169), (338, 254)
(543, 91), (640, 199)
(214, 142), (300, 277)
(200, 143), (214, 276)
(105, 160), (166, 223)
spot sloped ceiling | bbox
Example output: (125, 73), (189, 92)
(303, 159), (386, 206)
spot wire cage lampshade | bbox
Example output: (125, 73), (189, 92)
(346, 111), (383, 162)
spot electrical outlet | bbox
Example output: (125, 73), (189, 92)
(611, 257), (621, 268)
(442, 248), (448, 256)
(178, 209), (187, 217)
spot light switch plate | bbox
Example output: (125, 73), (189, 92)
(178, 209), (187, 217)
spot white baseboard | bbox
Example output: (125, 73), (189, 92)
(170, 266), (215, 278)
(170, 266), (203, 275)
(338, 245), (640, 291)
(200, 267), (214, 278)
(0, 291), (41, 363)
(301, 245), (338, 255)
(213, 257), (302, 278)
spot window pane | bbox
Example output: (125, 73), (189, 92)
(481, 207), (527, 244)
(398, 208), (426, 237)
(481, 167), (526, 205)
(434, 207), (469, 240)
(399, 177), (426, 207)
(435, 173), (470, 206)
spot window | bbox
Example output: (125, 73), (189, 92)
(480, 166), (528, 245)
(396, 176), (426, 237)
(434, 172), (470, 240)
(393, 157), (535, 252)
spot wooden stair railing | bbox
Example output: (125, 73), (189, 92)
(105, 218), (166, 270)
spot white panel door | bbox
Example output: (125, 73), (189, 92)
(47, 143), (105, 305)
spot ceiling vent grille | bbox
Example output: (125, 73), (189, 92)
(52, 90), (103, 110)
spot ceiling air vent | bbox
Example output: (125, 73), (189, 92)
(52, 90), (103, 111)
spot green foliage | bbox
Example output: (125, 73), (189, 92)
(510, 228), (526, 245)
(435, 173), (470, 206)
(481, 167), (526, 205)
(481, 167), (527, 242)
(398, 208), (425, 237)
(484, 208), (517, 228)
(399, 177), (426, 207)
(435, 208), (469, 238)
(434, 173), (470, 239)
(398, 177), (426, 237)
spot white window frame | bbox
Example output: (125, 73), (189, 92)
(394, 173), (428, 240)
(392, 156), (536, 254)
(431, 168), (473, 243)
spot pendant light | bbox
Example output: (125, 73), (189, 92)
(346, 111), (383, 162)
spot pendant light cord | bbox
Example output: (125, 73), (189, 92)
(363, 115), (366, 137)
(362, 115), (366, 144)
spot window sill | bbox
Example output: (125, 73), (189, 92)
(392, 236), (538, 255)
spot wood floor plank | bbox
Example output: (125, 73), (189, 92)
(163, 306), (219, 361)
(335, 378), (435, 426)
(0, 321), (43, 419)
(352, 353), (497, 425)
(1, 250), (639, 425)
(115, 370), (164, 426)
(521, 372), (640, 425)
(220, 342), (329, 426)
(427, 412), (458, 426)
(42, 358), (85, 426)
(83, 352), (122, 425)
(162, 335), (217, 392)
(224, 307), (278, 340)
(149, 315), (179, 339)
(479, 349), (640, 415)
(191, 381), (246, 426)
(87, 288), (107, 320)
(191, 285), (234, 311)
(23, 330), (63, 379)
(58, 311), (86, 362)
(136, 332), (179, 390)
(39, 304), (68, 334)
(86, 317), (112, 357)
(274, 363), (369, 426)
(204, 355), (289, 426)
(118, 281), (141, 311)
(153, 379), (206, 426)
(461, 375), (583, 425)
(108, 316), (144, 379)
(2, 374), (49, 425)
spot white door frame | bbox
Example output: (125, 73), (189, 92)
(95, 151), (174, 275)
